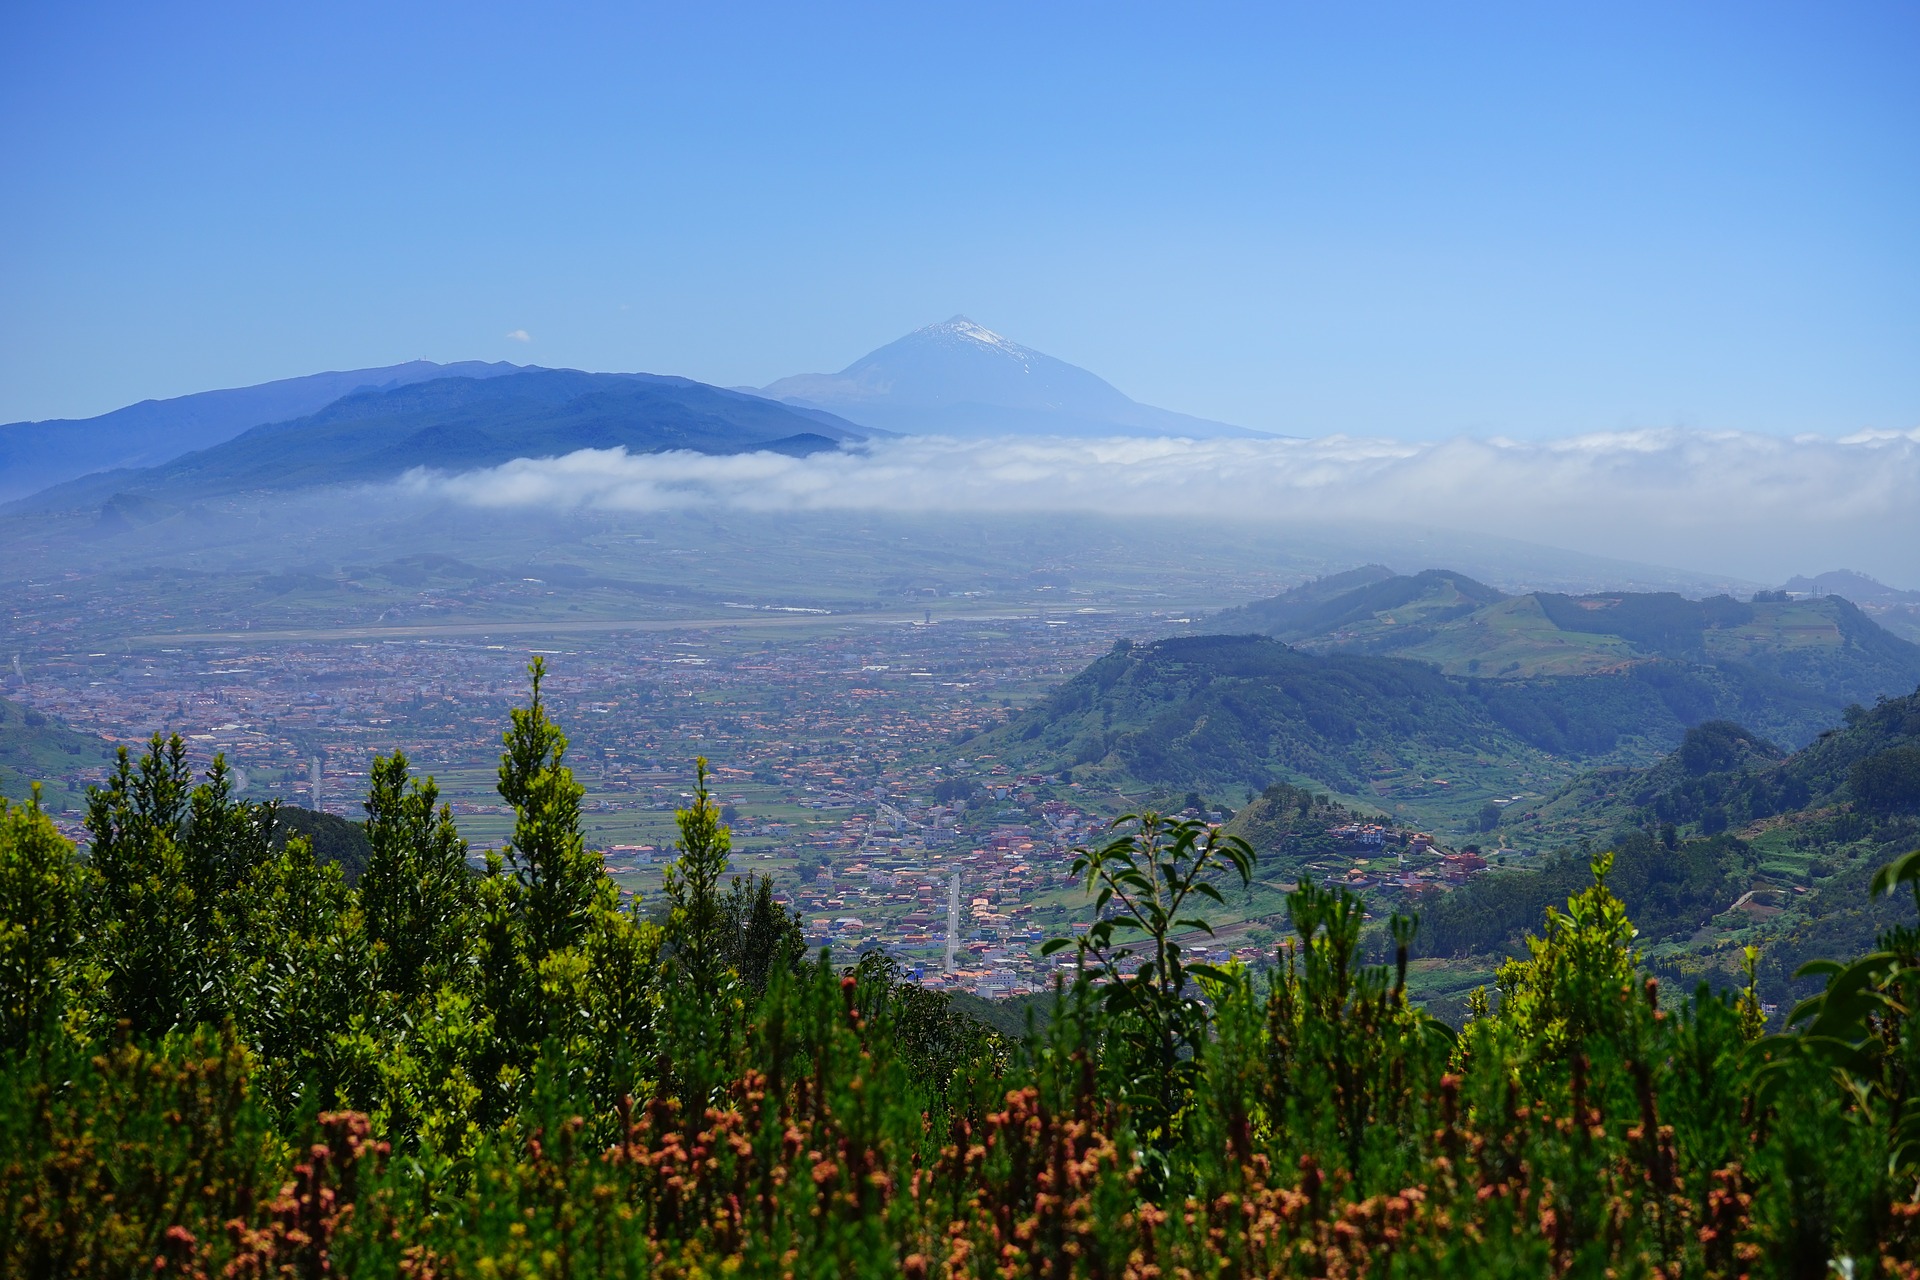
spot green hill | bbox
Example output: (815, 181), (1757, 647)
(973, 631), (1903, 838)
(1212, 569), (1920, 746)
(1212, 567), (1510, 645)
(0, 697), (114, 810)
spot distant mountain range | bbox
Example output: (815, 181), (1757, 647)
(9, 370), (873, 512)
(0, 360), (529, 502)
(757, 316), (1271, 439)
(7, 314), (1261, 509)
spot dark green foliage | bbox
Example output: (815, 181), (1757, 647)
(0, 788), (87, 1047)
(271, 803), (372, 881)
(361, 751), (476, 999)
(983, 634), (1896, 819)
(1680, 719), (1775, 776)
(498, 657), (600, 962)
(83, 738), (279, 1036)
(1855, 745), (1920, 813)
(1223, 781), (1370, 867)
(717, 869), (806, 998)
(932, 776), (982, 804)
(1419, 830), (1753, 958)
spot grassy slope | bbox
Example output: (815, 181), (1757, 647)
(0, 695), (114, 810)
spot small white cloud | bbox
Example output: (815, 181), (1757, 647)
(505, 329), (532, 343)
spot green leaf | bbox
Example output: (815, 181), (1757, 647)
(1869, 849), (1920, 900)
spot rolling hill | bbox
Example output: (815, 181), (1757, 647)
(0, 360), (529, 502)
(1782, 569), (1920, 644)
(11, 370), (874, 511)
(1213, 567), (1920, 728)
(759, 316), (1271, 439)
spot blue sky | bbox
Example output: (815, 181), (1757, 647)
(2, 1), (1914, 438)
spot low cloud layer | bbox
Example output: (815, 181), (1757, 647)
(394, 428), (1920, 587)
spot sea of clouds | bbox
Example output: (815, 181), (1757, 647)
(394, 427), (1920, 586)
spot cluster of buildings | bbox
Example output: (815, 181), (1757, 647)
(4, 598), (1503, 1001)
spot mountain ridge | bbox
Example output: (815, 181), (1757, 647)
(8, 370), (874, 512)
(1213, 567), (1920, 708)
(0, 360), (532, 502)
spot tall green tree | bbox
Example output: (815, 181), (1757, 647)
(1043, 811), (1255, 1143)
(0, 787), (90, 1048)
(85, 737), (274, 1036)
(361, 750), (476, 999)
(663, 756), (731, 994)
(497, 658), (599, 962)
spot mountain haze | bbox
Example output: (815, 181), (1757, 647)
(0, 360), (530, 502)
(11, 370), (872, 511)
(759, 316), (1271, 438)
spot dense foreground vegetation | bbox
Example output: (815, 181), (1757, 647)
(5, 662), (1920, 1275)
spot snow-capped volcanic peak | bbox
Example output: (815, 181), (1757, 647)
(930, 315), (1019, 350)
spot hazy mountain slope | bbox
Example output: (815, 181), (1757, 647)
(1210, 567), (1503, 646)
(1782, 569), (1920, 644)
(11, 370), (871, 510)
(0, 360), (528, 502)
(1215, 570), (1920, 730)
(760, 316), (1271, 439)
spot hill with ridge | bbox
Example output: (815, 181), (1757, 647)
(11, 370), (873, 511)
(1214, 567), (1920, 716)
(1781, 568), (1920, 644)
(759, 315), (1271, 439)
(0, 359), (530, 502)
(966, 615), (1920, 837)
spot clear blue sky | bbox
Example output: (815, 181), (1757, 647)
(2, 1), (1914, 438)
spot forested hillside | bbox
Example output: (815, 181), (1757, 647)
(6, 661), (1920, 1271)
(976, 632), (1885, 835)
(1419, 688), (1920, 1004)
(1214, 568), (1920, 727)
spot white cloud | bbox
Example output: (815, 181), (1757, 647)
(505, 329), (532, 342)
(391, 427), (1920, 585)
